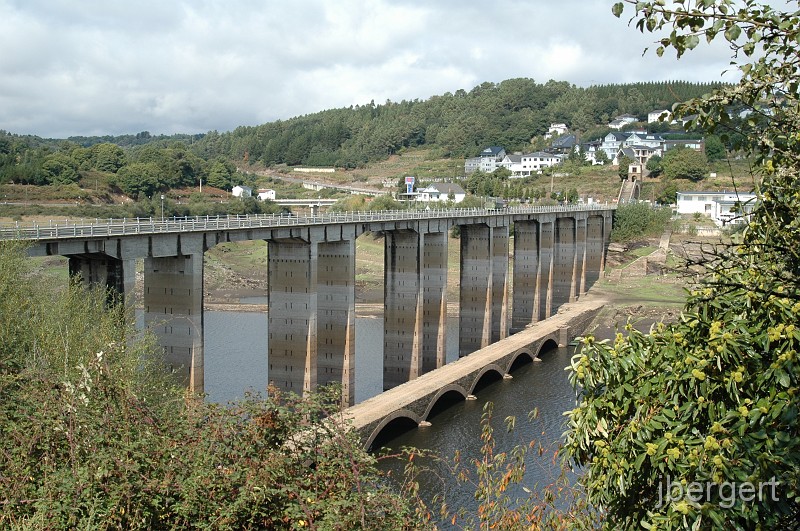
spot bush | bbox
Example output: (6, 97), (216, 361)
(610, 202), (671, 242)
(0, 242), (415, 529)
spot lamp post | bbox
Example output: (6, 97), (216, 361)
(160, 194), (165, 221)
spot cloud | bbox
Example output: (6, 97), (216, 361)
(0, 0), (744, 138)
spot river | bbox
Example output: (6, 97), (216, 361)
(200, 307), (613, 525)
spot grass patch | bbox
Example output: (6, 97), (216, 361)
(594, 274), (688, 307)
(630, 246), (658, 257)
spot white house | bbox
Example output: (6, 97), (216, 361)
(232, 185), (252, 198)
(544, 123), (569, 139)
(583, 141), (605, 165)
(415, 182), (466, 203)
(625, 132), (664, 149)
(600, 132), (630, 161)
(479, 146), (506, 173)
(257, 189), (276, 201)
(464, 146), (506, 174)
(676, 191), (757, 226)
(520, 151), (560, 174)
(608, 114), (638, 130)
(648, 109), (671, 123)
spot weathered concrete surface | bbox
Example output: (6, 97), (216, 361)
(143, 253), (204, 393)
(343, 295), (606, 450)
(317, 239), (356, 406)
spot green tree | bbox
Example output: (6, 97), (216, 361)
(206, 158), (234, 190)
(368, 194), (402, 211)
(91, 142), (126, 172)
(595, 149), (611, 165)
(566, 187), (579, 203)
(565, 1), (800, 528)
(41, 153), (79, 185)
(645, 154), (663, 177)
(113, 162), (161, 199)
(655, 180), (678, 205)
(617, 154), (633, 181)
(610, 202), (672, 242)
(661, 146), (708, 181)
(704, 134), (727, 162)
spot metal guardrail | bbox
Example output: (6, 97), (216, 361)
(0, 204), (614, 242)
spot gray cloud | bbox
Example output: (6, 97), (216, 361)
(0, 0), (743, 138)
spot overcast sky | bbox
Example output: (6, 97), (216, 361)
(1, 0), (744, 139)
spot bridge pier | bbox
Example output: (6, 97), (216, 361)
(143, 253), (204, 394)
(383, 230), (448, 390)
(268, 237), (357, 405)
(511, 221), (539, 333)
(584, 214), (608, 291)
(68, 254), (135, 306)
(492, 225), (510, 343)
(318, 239), (356, 406)
(540, 220), (555, 319)
(421, 230), (448, 376)
(575, 216), (587, 296)
(459, 224), (508, 357)
(383, 230), (422, 390)
(267, 238), (318, 397)
(551, 217), (577, 311)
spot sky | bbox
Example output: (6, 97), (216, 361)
(1, 0), (746, 139)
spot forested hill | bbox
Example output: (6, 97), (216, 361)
(191, 79), (725, 168)
(1, 79), (725, 188)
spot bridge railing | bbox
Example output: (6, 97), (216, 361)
(0, 204), (613, 241)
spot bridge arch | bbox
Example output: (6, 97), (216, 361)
(364, 408), (422, 452)
(469, 364), (505, 395)
(423, 384), (469, 421)
(507, 349), (536, 373)
(536, 338), (560, 359)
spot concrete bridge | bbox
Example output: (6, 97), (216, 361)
(1, 205), (613, 406)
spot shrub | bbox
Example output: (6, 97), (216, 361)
(0, 242), (415, 529)
(610, 202), (671, 242)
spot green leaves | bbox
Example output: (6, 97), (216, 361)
(0, 243), (417, 530)
(724, 24), (742, 43)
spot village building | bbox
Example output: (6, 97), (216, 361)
(676, 191), (758, 226)
(232, 185), (252, 198)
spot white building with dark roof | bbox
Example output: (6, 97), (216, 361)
(415, 182), (466, 203)
(465, 146), (506, 174)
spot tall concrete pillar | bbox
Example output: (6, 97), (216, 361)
(491, 225), (509, 342)
(585, 215), (605, 289)
(539, 221), (555, 319)
(575, 217), (587, 296)
(68, 254), (135, 306)
(551, 217), (576, 312)
(144, 253), (204, 394)
(603, 212), (614, 272)
(421, 231), (447, 375)
(317, 239), (356, 406)
(459, 224), (493, 357)
(511, 221), (539, 333)
(267, 239), (317, 397)
(384, 230), (423, 390)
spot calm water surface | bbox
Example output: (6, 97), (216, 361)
(200, 308), (614, 525)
